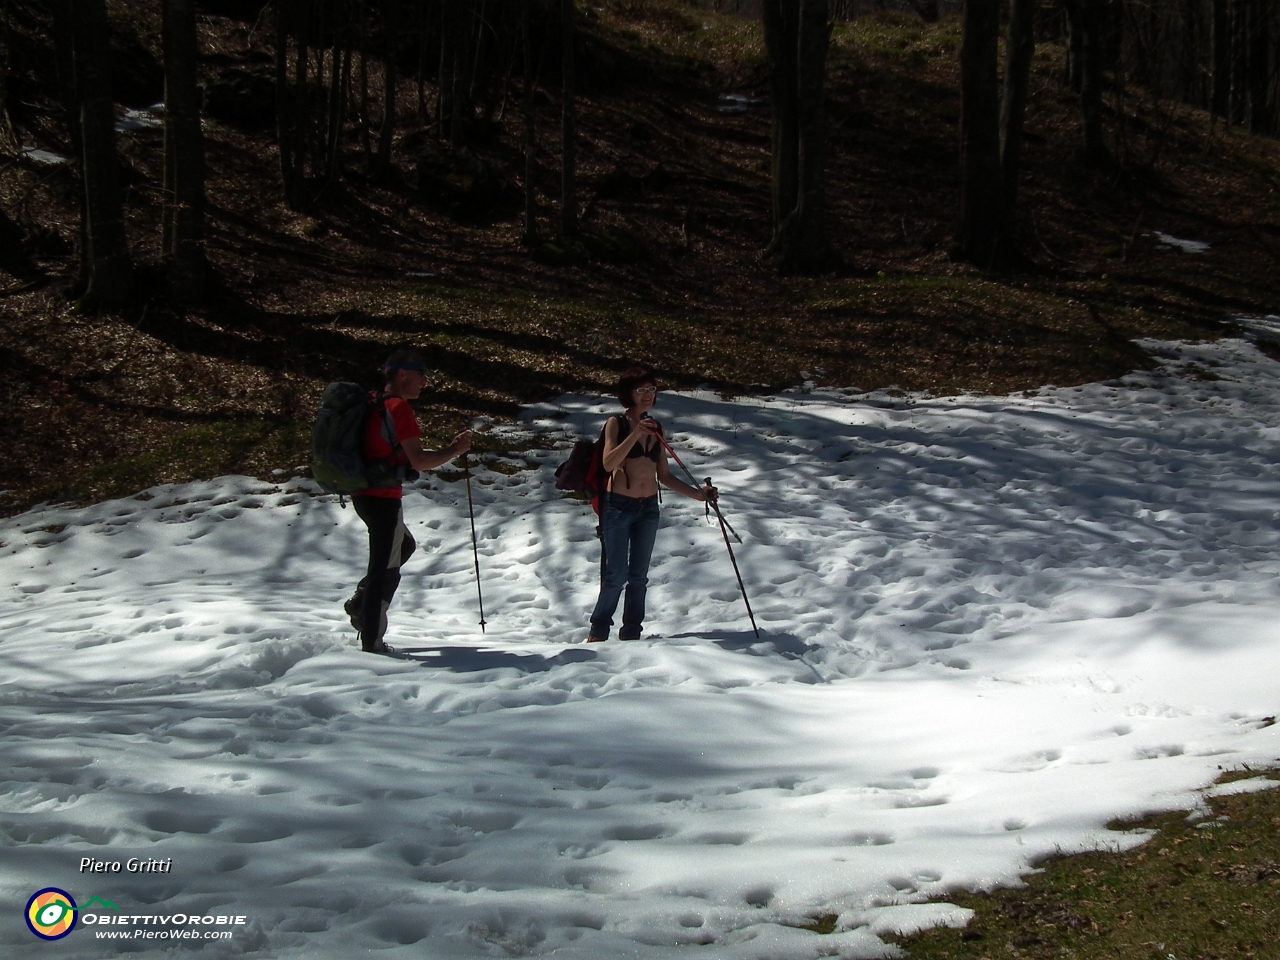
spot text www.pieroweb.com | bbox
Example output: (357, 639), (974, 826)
(82, 914), (247, 941)
(95, 929), (233, 940)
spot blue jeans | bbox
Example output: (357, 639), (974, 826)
(589, 494), (660, 640)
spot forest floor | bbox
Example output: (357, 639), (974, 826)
(2, 3), (1279, 514)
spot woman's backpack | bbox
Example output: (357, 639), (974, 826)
(554, 421), (610, 515)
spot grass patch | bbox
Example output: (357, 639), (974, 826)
(891, 767), (1280, 960)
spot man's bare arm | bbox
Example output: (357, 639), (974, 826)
(401, 431), (471, 472)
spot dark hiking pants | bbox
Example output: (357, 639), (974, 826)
(351, 496), (416, 649)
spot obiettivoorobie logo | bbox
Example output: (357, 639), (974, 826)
(24, 890), (119, 941)
(25, 888), (78, 941)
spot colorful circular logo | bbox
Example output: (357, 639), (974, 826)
(25, 888), (78, 941)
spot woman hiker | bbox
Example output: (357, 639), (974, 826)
(587, 367), (717, 643)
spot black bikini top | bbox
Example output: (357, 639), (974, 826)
(614, 414), (661, 462)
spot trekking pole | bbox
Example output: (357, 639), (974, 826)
(643, 417), (758, 637)
(462, 453), (487, 633)
(704, 474), (760, 639)
(648, 420), (743, 544)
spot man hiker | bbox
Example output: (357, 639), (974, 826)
(344, 349), (470, 654)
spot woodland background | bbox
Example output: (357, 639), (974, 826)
(0, 0), (1279, 514)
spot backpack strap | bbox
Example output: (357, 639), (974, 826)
(371, 392), (408, 483)
(374, 393), (400, 446)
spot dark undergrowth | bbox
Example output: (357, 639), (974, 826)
(2, 3), (1279, 514)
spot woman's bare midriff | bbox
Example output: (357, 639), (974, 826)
(608, 444), (660, 498)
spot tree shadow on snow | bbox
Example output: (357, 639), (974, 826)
(668, 630), (827, 680)
(389, 645), (598, 673)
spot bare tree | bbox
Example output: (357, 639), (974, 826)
(1000, 0), (1037, 211)
(377, 0), (400, 177)
(762, 0), (838, 274)
(763, 0), (799, 247)
(958, 0), (1004, 266)
(1245, 0), (1272, 134)
(560, 0), (577, 236)
(1061, 0), (1109, 164)
(0, 9), (17, 150)
(1078, 0), (1110, 163)
(162, 0), (207, 300)
(48, 0), (90, 295)
(70, 0), (132, 307)
(523, 0), (538, 245)
(275, 0), (304, 208)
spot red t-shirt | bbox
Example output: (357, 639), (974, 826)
(357, 394), (420, 499)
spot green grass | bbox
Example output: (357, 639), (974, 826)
(32, 420), (311, 506)
(888, 768), (1280, 960)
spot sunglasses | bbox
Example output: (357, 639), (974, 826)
(632, 385), (657, 396)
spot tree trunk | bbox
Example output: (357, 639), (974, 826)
(0, 12), (17, 150)
(324, 46), (349, 182)
(450, 0), (466, 145)
(762, 0), (799, 248)
(360, 0), (372, 162)
(1228, 0), (1247, 125)
(1063, 0), (1083, 92)
(1211, 0), (1230, 118)
(71, 0), (132, 308)
(1247, 0), (1271, 134)
(49, 0), (90, 297)
(162, 0), (207, 300)
(763, 0), (835, 274)
(467, 0), (487, 118)
(560, 0), (577, 236)
(786, 0), (835, 273)
(1078, 0), (1110, 163)
(522, 0), (538, 245)
(416, 1), (429, 123)
(958, 0), (1004, 267)
(276, 0), (304, 209)
(438, 0), (453, 141)
(377, 0), (400, 178)
(1000, 0), (1037, 212)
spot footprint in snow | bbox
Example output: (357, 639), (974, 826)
(603, 823), (670, 841)
(142, 810), (221, 835)
(847, 831), (895, 846)
(893, 794), (950, 808)
(226, 823), (293, 843)
(448, 809), (521, 833)
(693, 831), (750, 845)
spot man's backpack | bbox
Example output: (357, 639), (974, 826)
(310, 383), (406, 499)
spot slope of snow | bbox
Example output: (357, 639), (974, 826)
(2, 331), (1279, 958)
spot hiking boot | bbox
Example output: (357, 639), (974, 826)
(366, 641), (398, 655)
(356, 630), (388, 654)
(618, 630), (641, 641)
(586, 635), (606, 643)
(343, 595), (362, 630)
